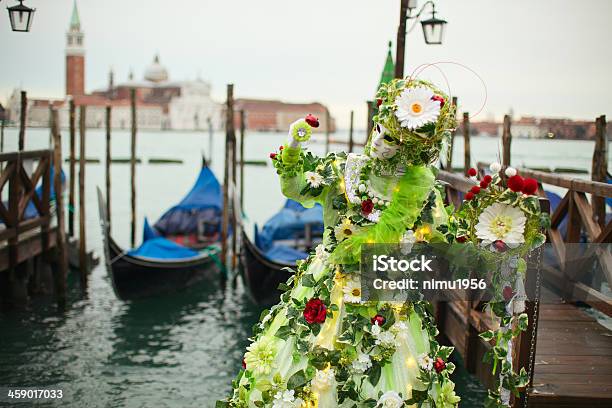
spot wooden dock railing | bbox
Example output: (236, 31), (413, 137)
(0, 149), (52, 269)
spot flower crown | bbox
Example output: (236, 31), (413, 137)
(369, 78), (456, 166)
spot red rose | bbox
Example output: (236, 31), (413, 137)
(483, 175), (492, 184)
(493, 240), (507, 252)
(465, 192), (474, 201)
(503, 285), (515, 302)
(269, 152), (277, 159)
(470, 185), (481, 194)
(304, 298), (327, 324)
(431, 95), (445, 108)
(522, 178), (538, 195)
(376, 98), (383, 107)
(279, 145), (284, 150)
(242, 358), (246, 369)
(361, 199), (374, 216)
(480, 180), (489, 189)
(305, 114), (320, 128)
(507, 175), (524, 192)
(434, 357), (446, 373)
(371, 314), (386, 326)
(456, 235), (468, 243)
(467, 168), (478, 177)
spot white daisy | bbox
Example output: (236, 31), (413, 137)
(311, 368), (336, 392)
(417, 353), (434, 371)
(305, 171), (324, 188)
(351, 353), (372, 374)
(377, 390), (404, 408)
(342, 277), (362, 304)
(475, 203), (526, 246)
(394, 86), (441, 130)
(334, 218), (357, 242)
(272, 390), (302, 408)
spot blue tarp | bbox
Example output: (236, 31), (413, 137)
(256, 199), (324, 251)
(254, 199), (323, 264)
(143, 218), (160, 242)
(127, 236), (199, 259)
(153, 166), (222, 236)
(264, 244), (308, 263)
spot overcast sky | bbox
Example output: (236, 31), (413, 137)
(1, 0), (611, 128)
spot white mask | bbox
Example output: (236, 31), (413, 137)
(370, 124), (399, 160)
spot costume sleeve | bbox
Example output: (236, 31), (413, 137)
(273, 145), (335, 208)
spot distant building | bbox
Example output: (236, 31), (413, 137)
(471, 116), (597, 140)
(6, 1), (221, 131)
(234, 99), (335, 132)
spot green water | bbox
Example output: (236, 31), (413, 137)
(0, 128), (603, 407)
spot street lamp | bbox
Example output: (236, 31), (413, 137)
(394, 0), (447, 78)
(420, 5), (447, 45)
(7, 0), (35, 32)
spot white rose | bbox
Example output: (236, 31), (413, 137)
(489, 162), (502, 173)
(505, 166), (517, 177)
(377, 390), (404, 408)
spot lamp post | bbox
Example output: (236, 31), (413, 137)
(6, 0), (35, 32)
(394, 0), (447, 78)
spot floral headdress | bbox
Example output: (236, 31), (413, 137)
(368, 78), (456, 170)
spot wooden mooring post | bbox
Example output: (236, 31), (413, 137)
(105, 105), (112, 233)
(240, 110), (245, 210)
(221, 84), (233, 269)
(68, 99), (76, 237)
(51, 108), (68, 308)
(325, 108), (331, 154)
(231, 103), (238, 270)
(592, 115), (607, 227)
(78, 105), (87, 290)
(502, 114), (512, 168)
(19, 91), (26, 151)
(463, 112), (470, 174)
(207, 116), (214, 165)
(445, 97), (458, 171)
(348, 110), (354, 153)
(130, 89), (137, 248)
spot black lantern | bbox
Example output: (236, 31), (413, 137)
(420, 9), (446, 45)
(7, 0), (35, 32)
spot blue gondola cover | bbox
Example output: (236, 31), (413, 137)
(153, 166), (222, 236)
(127, 237), (200, 259)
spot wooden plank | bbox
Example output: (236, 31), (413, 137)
(0, 227), (58, 271)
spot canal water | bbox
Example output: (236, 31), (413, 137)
(0, 127), (606, 407)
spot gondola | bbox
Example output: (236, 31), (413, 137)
(98, 189), (221, 300)
(240, 200), (323, 305)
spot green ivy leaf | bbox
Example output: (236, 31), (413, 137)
(367, 364), (381, 387)
(287, 370), (309, 389)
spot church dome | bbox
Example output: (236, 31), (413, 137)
(144, 55), (169, 83)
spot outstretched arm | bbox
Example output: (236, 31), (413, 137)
(271, 116), (336, 207)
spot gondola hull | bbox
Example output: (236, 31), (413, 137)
(240, 230), (294, 305)
(97, 188), (222, 301)
(107, 237), (221, 300)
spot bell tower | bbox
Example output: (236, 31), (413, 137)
(66, 0), (85, 97)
